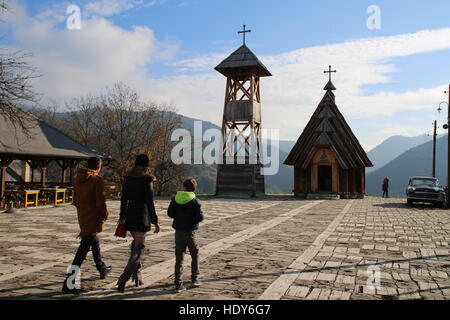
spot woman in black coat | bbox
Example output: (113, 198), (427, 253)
(116, 154), (160, 293)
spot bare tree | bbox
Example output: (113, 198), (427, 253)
(93, 83), (159, 181)
(64, 95), (100, 147)
(152, 105), (186, 195)
(59, 83), (186, 194)
(0, 1), (7, 16)
(0, 2), (40, 136)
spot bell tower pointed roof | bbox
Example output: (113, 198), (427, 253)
(215, 44), (272, 77)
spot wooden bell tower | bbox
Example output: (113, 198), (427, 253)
(215, 26), (272, 197)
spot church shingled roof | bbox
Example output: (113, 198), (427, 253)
(284, 87), (373, 169)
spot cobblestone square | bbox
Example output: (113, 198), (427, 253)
(0, 197), (448, 300)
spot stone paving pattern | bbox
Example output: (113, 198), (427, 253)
(0, 196), (448, 300)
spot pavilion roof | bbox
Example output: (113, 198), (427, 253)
(0, 110), (110, 161)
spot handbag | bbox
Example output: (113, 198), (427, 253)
(114, 222), (127, 238)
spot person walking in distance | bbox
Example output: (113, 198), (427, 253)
(116, 154), (160, 293)
(62, 157), (111, 294)
(382, 177), (390, 198)
(168, 178), (204, 292)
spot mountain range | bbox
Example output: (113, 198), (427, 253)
(366, 134), (434, 173)
(182, 115), (295, 194)
(24, 106), (444, 197)
(366, 135), (447, 198)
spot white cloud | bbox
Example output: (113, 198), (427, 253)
(176, 1), (196, 8)
(5, 1), (450, 151)
(5, 1), (177, 101)
(85, 0), (142, 16)
(84, 0), (166, 17)
(165, 29), (450, 149)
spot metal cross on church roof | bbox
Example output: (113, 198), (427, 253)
(324, 65), (337, 82)
(238, 24), (252, 45)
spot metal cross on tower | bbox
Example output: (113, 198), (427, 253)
(324, 65), (337, 82)
(238, 24), (251, 45)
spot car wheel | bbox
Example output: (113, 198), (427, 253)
(407, 199), (413, 206)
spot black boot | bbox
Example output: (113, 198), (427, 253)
(91, 236), (111, 279)
(117, 243), (145, 293)
(133, 241), (144, 287)
(98, 263), (112, 280)
(129, 241), (138, 285)
(133, 259), (144, 287)
(62, 272), (85, 294)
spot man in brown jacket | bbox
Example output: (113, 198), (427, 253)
(62, 157), (112, 294)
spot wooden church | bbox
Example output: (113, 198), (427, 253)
(284, 67), (373, 199)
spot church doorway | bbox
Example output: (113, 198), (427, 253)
(318, 165), (332, 192)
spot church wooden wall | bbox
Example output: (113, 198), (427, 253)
(293, 147), (366, 198)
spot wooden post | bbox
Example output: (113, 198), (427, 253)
(27, 160), (38, 184)
(332, 164), (339, 193)
(0, 158), (13, 209)
(21, 161), (30, 182)
(311, 164), (318, 193)
(0, 166), (7, 209)
(348, 169), (353, 193)
(68, 160), (79, 184)
(56, 160), (68, 184)
(41, 167), (47, 188)
(61, 168), (66, 184)
(361, 168), (365, 196)
(344, 170), (349, 194)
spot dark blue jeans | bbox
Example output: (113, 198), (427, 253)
(71, 235), (104, 270)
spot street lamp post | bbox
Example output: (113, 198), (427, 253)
(432, 120), (437, 178)
(438, 85), (450, 208)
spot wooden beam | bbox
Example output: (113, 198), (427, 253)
(61, 168), (66, 184)
(67, 160), (80, 185)
(352, 169), (356, 195)
(69, 168), (74, 184)
(344, 169), (349, 194)
(234, 78), (252, 100)
(332, 164), (339, 193)
(361, 168), (366, 196)
(0, 166), (7, 209)
(311, 164), (318, 193)
(41, 167), (47, 188)
(21, 161), (29, 182)
(0, 157), (13, 209)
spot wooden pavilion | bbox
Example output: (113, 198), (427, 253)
(0, 110), (111, 209)
(284, 67), (373, 199)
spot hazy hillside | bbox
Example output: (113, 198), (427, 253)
(181, 116), (295, 194)
(366, 135), (447, 198)
(24, 106), (299, 194)
(265, 148), (293, 194)
(278, 140), (296, 154)
(367, 134), (433, 173)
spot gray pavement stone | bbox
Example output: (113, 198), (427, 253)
(0, 196), (448, 300)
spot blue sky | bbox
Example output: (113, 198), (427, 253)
(3, 0), (450, 150)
